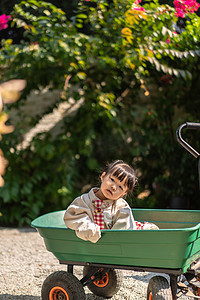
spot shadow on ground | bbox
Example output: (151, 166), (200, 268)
(0, 295), (40, 300)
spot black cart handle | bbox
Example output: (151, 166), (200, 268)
(176, 122), (200, 158)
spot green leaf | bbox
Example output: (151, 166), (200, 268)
(76, 14), (87, 19)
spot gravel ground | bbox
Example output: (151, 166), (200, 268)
(0, 228), (192, 300)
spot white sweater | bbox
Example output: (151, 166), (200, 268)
(64, 188), (136, 243)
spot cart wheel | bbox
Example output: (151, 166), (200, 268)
(83, 266), (123, 298)
(41, 271), (86, 300)
(147, 276), (172, 300)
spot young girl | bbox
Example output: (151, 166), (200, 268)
(64, 160), (158, 243)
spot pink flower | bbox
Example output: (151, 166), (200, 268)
(0, 14), (11, 31)
(173, 0), (200, 18)
(132, 0), (145, 12)
(133, 6), (145, 11)
(175, 7), (185, 17)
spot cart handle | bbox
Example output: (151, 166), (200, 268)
(176, 122), (200, 159)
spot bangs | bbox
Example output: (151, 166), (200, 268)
(112, 167), (135, 192)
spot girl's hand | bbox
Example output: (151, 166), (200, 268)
(143, 223), (159, 230)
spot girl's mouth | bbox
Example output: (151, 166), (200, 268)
(106, 189), (113, 195)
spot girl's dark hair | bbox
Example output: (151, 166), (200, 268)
(103, 160), (138, 193)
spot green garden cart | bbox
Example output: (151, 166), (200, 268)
(31, 122), (200, 300)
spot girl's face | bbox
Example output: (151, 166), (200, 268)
(99, 172), (128, 200)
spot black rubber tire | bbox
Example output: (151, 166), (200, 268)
(83, 266), (123, 298)
(41, 271), (86, 300)
(147, 276), (172, 300)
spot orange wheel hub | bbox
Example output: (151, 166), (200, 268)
(49, 286), (69, 300)
(148, 291), (153, 300)
(91, 272), (109, 287)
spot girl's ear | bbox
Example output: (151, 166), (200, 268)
(100, 172), (106, 181)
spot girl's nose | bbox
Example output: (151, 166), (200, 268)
(111, 183), (116, 191)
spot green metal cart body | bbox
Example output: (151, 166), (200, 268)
(31, 208), (200, 275)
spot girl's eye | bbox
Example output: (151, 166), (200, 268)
(110, 177), (114, 182)
(119, 185), (123, 190)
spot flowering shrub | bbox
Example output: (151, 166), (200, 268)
(128, 0), (199, 17)
(0, 0), (200, 225)
(173, 0), (200, 17)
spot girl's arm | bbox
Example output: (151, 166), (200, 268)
(111, 199), (136, 230)
(64, 195), (101, 243)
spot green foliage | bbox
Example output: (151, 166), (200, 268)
(1, 133), (79, 226)
(0, 0), (200, 226)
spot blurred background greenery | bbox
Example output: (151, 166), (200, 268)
(0, 0), (200, 226)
